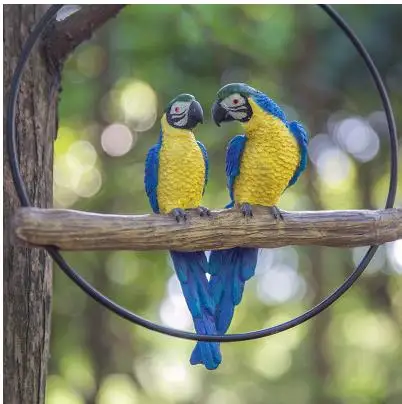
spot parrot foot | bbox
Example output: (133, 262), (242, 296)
(196, 206), (211, 217)
(240, 203), (253, 217)
(170, 208), (187, 223)
(268, 205), (284, 221)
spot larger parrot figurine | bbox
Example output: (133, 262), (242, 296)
(209, 83), (309, 338)
(144, 93), (221, 370)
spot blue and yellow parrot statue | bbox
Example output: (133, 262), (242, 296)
(144, 93), (222, 370)
(209, 83), (309, 338)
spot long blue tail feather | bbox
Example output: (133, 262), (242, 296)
(170, 251), (222, 370)
(209, 247), (258, 334)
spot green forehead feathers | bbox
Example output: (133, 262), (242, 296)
(216, 83), (258, 100)
(165, 93), (195, 112)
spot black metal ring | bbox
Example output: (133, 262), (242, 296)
(6, 4), (398, 342)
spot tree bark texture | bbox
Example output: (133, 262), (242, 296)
(12, 207), (402, 252)
(3, 5), (126, 404)
(3, 5), (57, 404)
(45, 5), (125, 64)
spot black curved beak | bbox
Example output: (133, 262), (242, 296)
(187, 100), (204, 128)
(211, 100), (234, 127)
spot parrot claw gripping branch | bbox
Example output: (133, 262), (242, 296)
(7, 4), (398, 371)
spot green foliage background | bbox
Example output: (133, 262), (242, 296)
(47, 5), (402, 404)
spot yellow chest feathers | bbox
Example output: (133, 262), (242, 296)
(234, 99), (300, 206)
(157, 116), (205, 213)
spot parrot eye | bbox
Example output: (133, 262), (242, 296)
(222, 93), (245, 109)
(170, 101), (189, 116)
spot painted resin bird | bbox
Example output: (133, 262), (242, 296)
(209, 83), (309, 338)
(144, 93), (221, 370)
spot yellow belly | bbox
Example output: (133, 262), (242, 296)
(157, 131), (205, 214)
(234, 107), (300, 206)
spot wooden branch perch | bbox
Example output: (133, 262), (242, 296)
(46, 5), (126, 63)
(13, 207), (402, 252)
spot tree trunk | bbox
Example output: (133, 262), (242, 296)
(3, 5), (58, 404)
(3, 5), (125, 402)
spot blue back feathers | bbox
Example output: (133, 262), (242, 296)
(251, 91), (287, 124)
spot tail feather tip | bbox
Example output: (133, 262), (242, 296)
(190, 343), (222, 370)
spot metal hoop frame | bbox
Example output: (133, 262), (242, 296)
(6, 4), (398, 343)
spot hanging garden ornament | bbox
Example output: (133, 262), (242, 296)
(6, 4), (398, 366)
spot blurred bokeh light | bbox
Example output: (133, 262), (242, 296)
(101, 123), (136, 157)
(119, 80), (158, 131)
(333, 116), (380, 162)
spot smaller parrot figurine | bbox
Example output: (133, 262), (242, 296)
(209, 83), (309, 340)
(144, 93), (221, 370)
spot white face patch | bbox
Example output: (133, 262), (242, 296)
(229, 110), (248, 120)
(170, 101), (191, 127)
(174, 116), (188, 127)
(221, 93), (246, 110)
(221, 93), (248, 120)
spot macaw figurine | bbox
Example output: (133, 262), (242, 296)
(209, 83), (309, 337)
(144, 94), (221, 370)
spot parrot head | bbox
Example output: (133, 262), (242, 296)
(164, 93), (204, 130)
(211, 83), (256, 126)
(211, 83), (285, 126)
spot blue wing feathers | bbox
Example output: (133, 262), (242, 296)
(197, 141), (209, 195)
(287, 120), (309, 188)
(144, 143), (161, 213)
(170, 251), (222, 370)
(225, 135), (247, 204)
